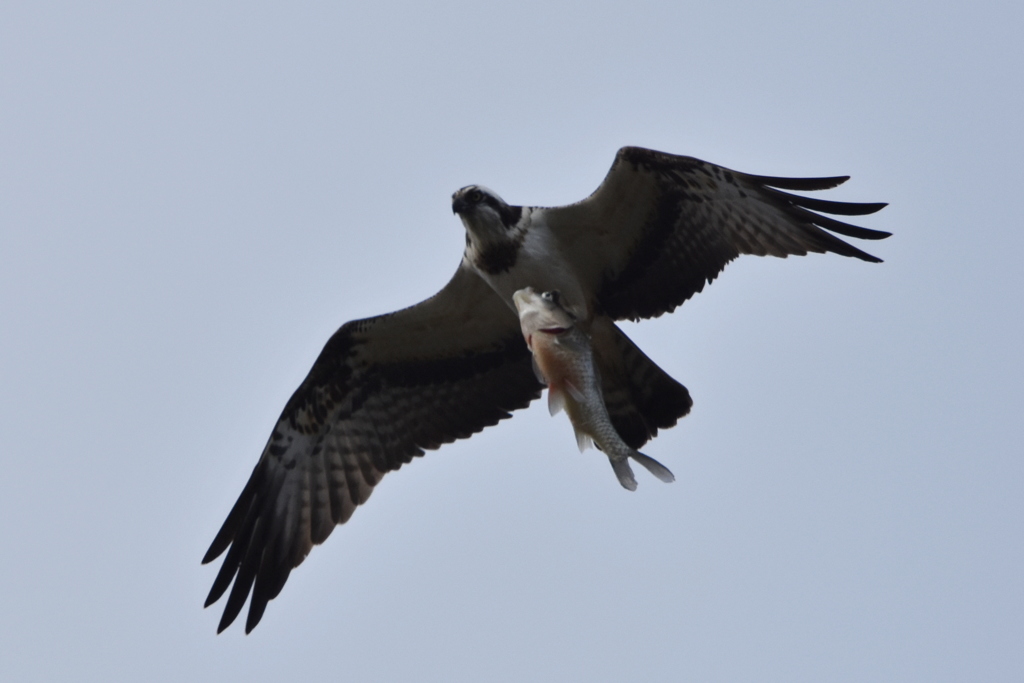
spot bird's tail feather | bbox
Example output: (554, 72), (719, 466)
(590, 319), (693, 449)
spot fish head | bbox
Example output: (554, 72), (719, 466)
(512, 287), (576, 349)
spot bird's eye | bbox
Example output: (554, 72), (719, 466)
(467, 188), (483, 203)
(542, 291), (560, 304)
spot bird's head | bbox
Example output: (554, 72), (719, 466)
(452, 185), (523, 240)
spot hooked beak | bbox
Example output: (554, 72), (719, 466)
(452, 195), (467, 214)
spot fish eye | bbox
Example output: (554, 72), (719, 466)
(542, 291), (560, 304)
(467, 188), (483, 203)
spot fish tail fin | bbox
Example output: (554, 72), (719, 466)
(609, 456), (638, 491)
(630, 451), (675, 483)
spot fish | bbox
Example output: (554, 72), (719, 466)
(512, 287), (675, 491)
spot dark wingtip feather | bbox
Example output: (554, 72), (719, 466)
(217, 578), (250, 634)
(245, 599), (268, 634)
(857, 229), (891, 241)
(794, 207), (892, 241)
(216, 511), (268, 633)
(216, 618), (231, 634)
(202, 523), (236, 566)
(203, 464), (264, 565)
(756, 178), (891, 247)
(775, 191), (888, 217)
(201, 547), (221, 566)
(812, 231), (884, 263)
(204, 553), (239, 607)
(217, 610), (237, 634)
(746, 173), (850, 191)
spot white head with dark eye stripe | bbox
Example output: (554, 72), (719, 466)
(452, 185), (523, 236)
(452, 184), (528, 275)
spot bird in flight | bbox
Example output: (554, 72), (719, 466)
(203, 146), (889, 633)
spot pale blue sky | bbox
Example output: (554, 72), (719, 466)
(2, 1), (1022, 681)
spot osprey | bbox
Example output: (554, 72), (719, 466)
(203, 146), (889, 633)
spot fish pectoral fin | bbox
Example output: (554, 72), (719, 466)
(631, 452), (675, 483)
(547, 386), (565, 415)
(609, 457), (638, 491)
(574, 426), (593, 452)
(563, 379), (585, 403)
(532, 356), (547, 385)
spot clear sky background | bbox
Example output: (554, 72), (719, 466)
(2, 2), (1022, 681)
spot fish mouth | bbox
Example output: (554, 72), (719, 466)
(539, 327), (569, 335)
(512, 287), (537, 313)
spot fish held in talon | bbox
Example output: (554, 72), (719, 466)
(512, 287), (676, 491)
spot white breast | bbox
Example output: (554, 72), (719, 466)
(474, 213), (590, 319)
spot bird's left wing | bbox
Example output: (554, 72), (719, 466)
(203, 262), (542, 633)
(541, 146), (890, 321)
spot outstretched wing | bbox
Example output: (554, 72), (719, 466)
(202, 263), (542, 633)
(542, 146), (890, 321)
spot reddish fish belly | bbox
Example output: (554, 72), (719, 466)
(531, 334), (577, 393)
(526, 328), (568, 352)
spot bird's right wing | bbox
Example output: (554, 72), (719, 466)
(203, 262), (542, 633)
